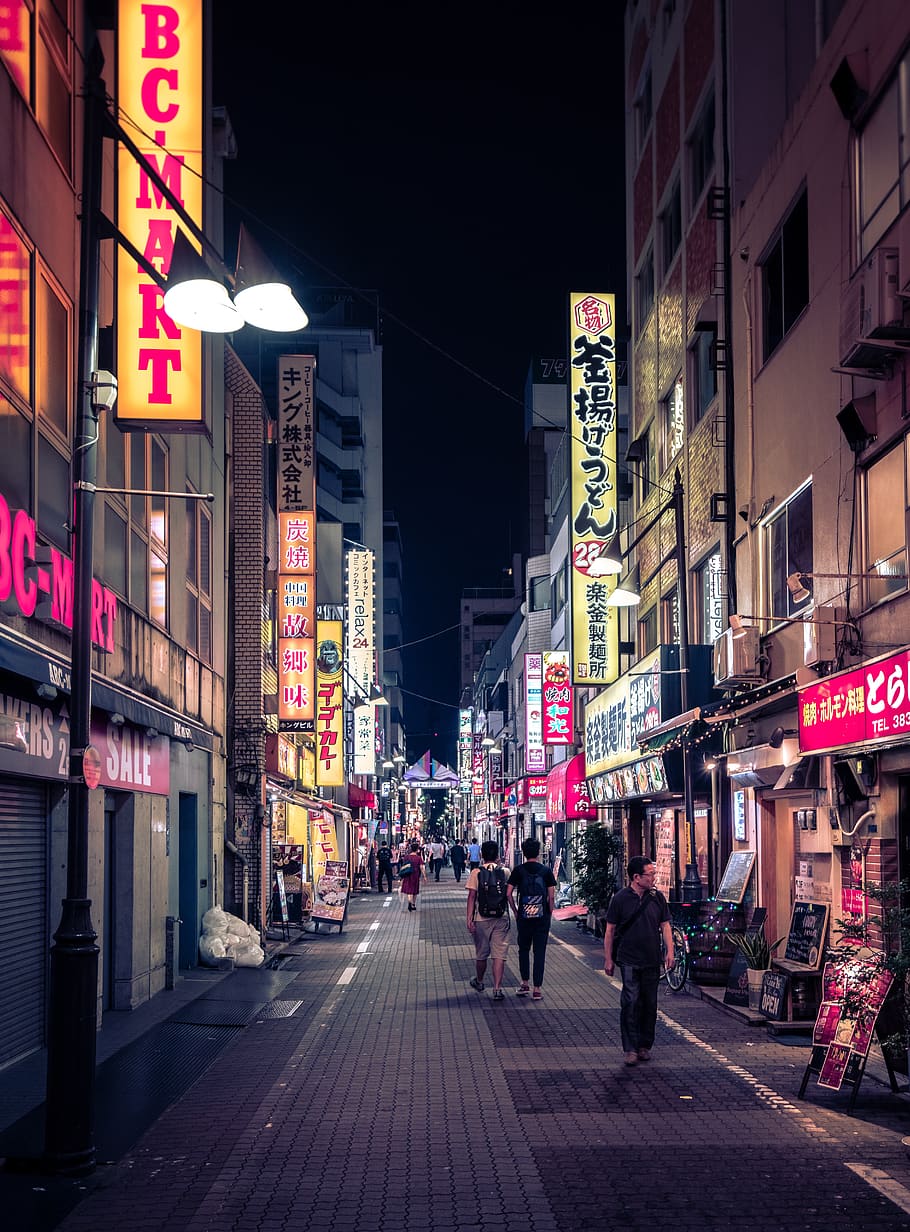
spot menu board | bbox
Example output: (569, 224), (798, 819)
(783, 901), (828, 967)
(759, 970), (789, 1020)
(810, 959), (894, 1090)
(653, 811), (675, 898)
(715, 850), (755, 905)
(312, 859), (351, 924)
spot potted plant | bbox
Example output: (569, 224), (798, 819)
(726, 927), (783, 1010)
(568, 824), (625, 936)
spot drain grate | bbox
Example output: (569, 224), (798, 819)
(168, 999), (265, 1027)
(254, 999), (304, 1020)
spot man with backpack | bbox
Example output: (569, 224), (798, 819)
(376, 843), (394, 893)
(466, 840), (511, 1000)
(507, 837), (557, 1000)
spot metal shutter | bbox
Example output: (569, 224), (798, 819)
(0, 778), (48, 1067)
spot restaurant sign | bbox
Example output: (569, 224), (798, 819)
(798, 646), (910, 753)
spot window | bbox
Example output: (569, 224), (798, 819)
(689, 92), (715, 208)
(661, 375), (684, 470)
(1, 1), (73, 172)
(695, 550), (724, 644)
(660, 180), (682, 274)
(766, 484), (813, 616)
(762, 190), (809, 360)
(0, 210), (30, 402)
(636, 246), (655, 330)
(529, 575), (550, 612)
(638, 606), (658, 656)
(633, 423), (656, 503)
(634, 65), (652, 155)
(857, 53), (910, 257)
(552, 561), (567, 616)
(690, 327), (718, 422)
(104, 435), (169, 626)
(186, 491), (213, 663)
(863, 439), (909, 605)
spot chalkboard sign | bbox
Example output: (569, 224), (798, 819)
(784, 901), (829, 968)
(716, 850), (756, 905)
(723, 950), (750, 1007)
(760, 971), (788, 1020)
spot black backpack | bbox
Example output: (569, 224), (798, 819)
(517, 865), (548, 920)
(476, 865), (508, 918)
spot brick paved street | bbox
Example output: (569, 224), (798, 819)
(5, 872), (910, 1230)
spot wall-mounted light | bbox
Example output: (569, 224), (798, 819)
(145, 727), (160, 740)
(35, 683), (58, 702)
(109, 712), (125, 726)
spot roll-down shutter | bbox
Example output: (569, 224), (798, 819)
(0, 778), (48, 1067)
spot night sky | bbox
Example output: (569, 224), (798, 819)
(213, 6), (626, 764)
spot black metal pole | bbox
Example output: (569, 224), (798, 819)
(43, 49), (105, 1175)
(674, 469), (703, 903)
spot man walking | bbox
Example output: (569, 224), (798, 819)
(430, 836), (446, 881)
(450, 838), (467, 883)
(377, 842), (394, 893)
(467, 837), (482, 870)
(603, 856), (673, 1066)
(507, 838), (556, 1000)
(466, 840), (511, 1000)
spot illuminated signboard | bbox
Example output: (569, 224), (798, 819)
(584, 648), (678, 776)
(277, 510), (315, 728)
(315, 619), (344, 786)
(542, 651), (573, 744)
(459, 707), (472, 793)
(277, 355), (316, 730)
(345, 548), (374, 702)
(525, 653), (545, 772)
(352, 704), (374, 776)
(569, 291), (619, 685)
(117, 1), (204, 425)
(798, 646), (910, 753)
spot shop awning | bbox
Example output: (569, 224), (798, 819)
(637, 707), (709, 755)
(347, 783), (377, 809)
(546, 752), (596, 823)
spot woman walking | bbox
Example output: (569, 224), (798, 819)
(400, 840), (427, 911)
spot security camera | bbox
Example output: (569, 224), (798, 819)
(739, 246), (749, 262)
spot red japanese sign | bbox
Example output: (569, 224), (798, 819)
(798, 646), (910, 752)
(542, 651), (573, 745)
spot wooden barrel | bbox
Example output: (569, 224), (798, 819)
(689, 902), (745, 986)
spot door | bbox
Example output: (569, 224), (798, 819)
(178, 793), (198, 969)
(0, 778), (48, 1066)
(103, 800), (117, 1008)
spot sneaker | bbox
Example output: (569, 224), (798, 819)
(532, 989), (543, 1001)
(637, 1048), (651, 1062)
(469, 977), (485, 992)
(516, 984), (530, 997)
(624, 1051), (638, 1066)
(492, 988), (504, 1001)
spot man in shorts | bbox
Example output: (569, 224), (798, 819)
(466, 840), (511, 1001)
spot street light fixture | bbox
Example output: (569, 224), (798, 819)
(786, 569), (899, 604)
(43, 46), (307, 1176)
(729, 612), (860, 639)
(600, 468), (702, 902)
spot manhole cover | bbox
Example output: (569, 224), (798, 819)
(255, 999), (304, 1020)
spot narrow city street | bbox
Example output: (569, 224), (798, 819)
(4, 871), (910, 1231)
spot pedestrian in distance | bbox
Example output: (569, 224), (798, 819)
(430, 835), (446, 881)
(466, 839), (511, 1000)
(467, 837), (482, 869)
(603, 856), (673, 1066)
(399, 840), (427, 911)
(449, 839), (467, 883)
(507, 837), (557, 1000)
(377, 842), (394, 893)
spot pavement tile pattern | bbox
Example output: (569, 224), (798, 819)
(4, 875), (910, 1230)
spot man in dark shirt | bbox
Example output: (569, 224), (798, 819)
(507, 838), (557, 1000)
(603, 856), (673, 1066)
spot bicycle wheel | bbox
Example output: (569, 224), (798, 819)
(665, 924), (689, 992)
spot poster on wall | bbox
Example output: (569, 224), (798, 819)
(312, 859), (350, 926)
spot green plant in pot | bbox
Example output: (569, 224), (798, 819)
(726, 927), (783, 970)
(568, 824), (625, 935)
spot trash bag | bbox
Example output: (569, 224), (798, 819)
(199, 906), (264, 967)
(202, 906), (230, 934)
(233, 943), (265, 968)
(199, 933), (227, 963)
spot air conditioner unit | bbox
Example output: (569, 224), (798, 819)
(803, 605), (841, 667)
(713, 626), (763, 687)
(839, 247), (905, 368)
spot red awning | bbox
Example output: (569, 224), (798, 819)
(347, 783), (377, 809)
(546, 752), (596, 823)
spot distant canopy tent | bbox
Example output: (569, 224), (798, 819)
(402, 751), (460, 790)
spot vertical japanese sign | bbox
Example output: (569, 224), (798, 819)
(472, 733), (484, 797)
(459, 708), (473, 793)
(345, 548), (375, 701)
(525, 653), (545, 773)
(277, 356), (316, 730)
(315, 619), (344, 786)
(569, 292), (619, 685)
(352, 705), (374, 776)
(542, 651), (573, 744)
(309, 808), (339, 887)
(117, 2), (203, 425)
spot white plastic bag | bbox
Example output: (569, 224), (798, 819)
(198, 933), (226, 963)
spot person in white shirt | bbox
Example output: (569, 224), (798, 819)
(430, 837), (446, 881)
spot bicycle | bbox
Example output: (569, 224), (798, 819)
(661, 922), (689, 992)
